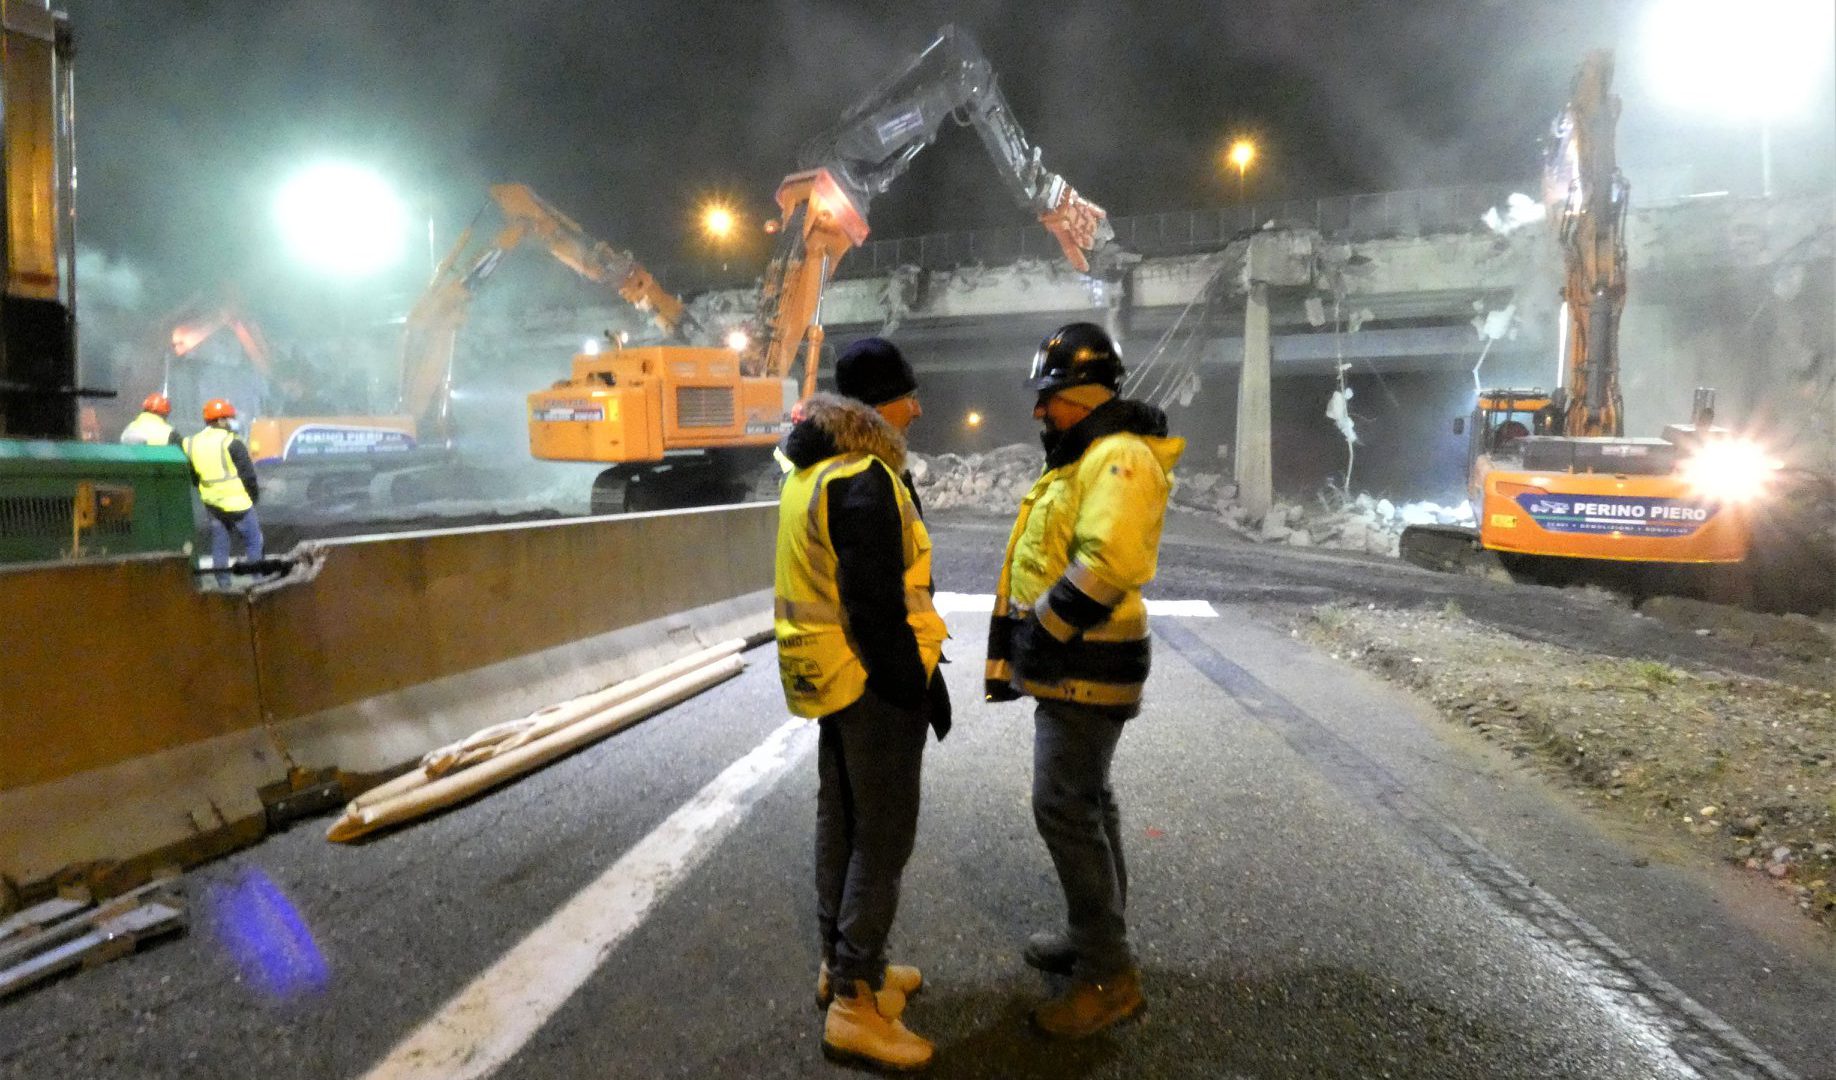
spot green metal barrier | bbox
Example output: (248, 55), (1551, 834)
(0, 439), (194, 563)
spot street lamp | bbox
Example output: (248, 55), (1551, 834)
(702, 202), (735, 241)
(274, 162), (409, 278)
(1641, 0), (1835, 197)
(701, 200), (738, 272)
(1226, 139), (1256, 201)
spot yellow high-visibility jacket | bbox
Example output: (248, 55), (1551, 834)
(985, 399), (1183, 716)
(775, 394), (946, 720)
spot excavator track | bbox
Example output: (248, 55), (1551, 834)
(1398, 524), (1508, 579)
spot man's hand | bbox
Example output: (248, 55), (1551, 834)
(1012, 614), (1068, 685)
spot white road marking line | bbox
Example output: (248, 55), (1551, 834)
(933, 591), (1217, 618)
(1143, 599), (1219, 618)
(357, 717), (815, 1080)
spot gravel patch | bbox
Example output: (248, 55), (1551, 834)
(1301, 602), (1836, 930)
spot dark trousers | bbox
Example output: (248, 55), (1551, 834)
(207, 507), (263, 588)
(815, 691), (929, 991)
(1033, 698), (1132, 980)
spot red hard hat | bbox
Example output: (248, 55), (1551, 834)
(202, 398), (237, 422)
(141, 392), (172, 416)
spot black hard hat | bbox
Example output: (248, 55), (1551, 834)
(1027, 322), (1123, 394)
(835, 336), (919, 407)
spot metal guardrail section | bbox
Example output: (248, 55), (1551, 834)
(835, 184), (1521, 278)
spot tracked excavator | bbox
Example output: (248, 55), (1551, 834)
(525, 24), (1115, 513)
(246, 183), (689, 506)
(1399, 50), (1771, 583)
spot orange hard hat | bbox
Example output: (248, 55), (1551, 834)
(141, 392), (172, 416)
(202, 398), (237, 422)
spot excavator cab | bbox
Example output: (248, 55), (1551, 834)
(1463, 390), (1554, 468)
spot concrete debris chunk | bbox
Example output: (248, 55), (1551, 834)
(912, 444), (1470, 560)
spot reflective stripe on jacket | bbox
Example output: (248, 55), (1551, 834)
(120, 412), (176, 446)
(184, 426), (254, 513)
(985, 416), (1183, 714)
(775, 451), (946, 719)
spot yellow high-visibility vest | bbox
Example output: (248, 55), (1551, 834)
(774, 452), (945, 719)
(183, 426), (253, 513)
(119, 411), (175, 446)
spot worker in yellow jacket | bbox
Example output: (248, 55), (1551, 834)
(984, 321), (1183, 1039)
(118, 392), (181, 447)
(775, 337), (948, 1072)
(183, 398), (263, 588)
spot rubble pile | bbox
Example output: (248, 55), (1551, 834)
(910, 444), (1047, 512)
(1179, 475), (1473, 558)
(912, 443), (1472, 558)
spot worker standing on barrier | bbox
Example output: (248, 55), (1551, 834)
(774, 336), (950, 1072)
(118, 393), (181, 447)
(984, 321), (1183, 1039)
(183, 398), (263, 588)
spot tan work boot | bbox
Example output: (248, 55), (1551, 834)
(1031, 967), (1145, 1040)
(816, 960), (924, 1009)
(823, 978), (934, 1072)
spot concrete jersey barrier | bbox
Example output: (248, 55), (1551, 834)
(0, 504), (775, 895)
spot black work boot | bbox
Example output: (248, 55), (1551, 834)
(1022, 931), (1077, 976)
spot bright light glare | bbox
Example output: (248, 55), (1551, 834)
(725, 329), (750, 352)
(582, 337), (601, 356)
(1228, 140), (1256, 170)
(965, 410), (984, 428)
(275, 162), (407, 278)
(1679, 437), (1781, 504)
(703, 203), (736, 240)
(1643, 0), (1835, 120)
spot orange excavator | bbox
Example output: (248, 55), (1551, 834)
(526, 24), (1114, 512)
(238, 183), (689, 505)
(1400, 50), (1772, 580)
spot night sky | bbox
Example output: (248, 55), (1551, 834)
(62, 0), (1835, 324)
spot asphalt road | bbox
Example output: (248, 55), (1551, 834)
(2, 519), (1831, 1079)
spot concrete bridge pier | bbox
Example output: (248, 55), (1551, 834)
(1234, 280), (1273, 522)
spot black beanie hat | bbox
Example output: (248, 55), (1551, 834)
(834, 337), (918, 407)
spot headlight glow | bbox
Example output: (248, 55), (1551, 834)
(1679, 438), (1779, 504)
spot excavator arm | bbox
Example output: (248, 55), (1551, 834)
(486, 184), (694, 339)
(803, 23), (1114, 272)
(397, 183), (693, 441)
(747, 23), (1114, 382)
(1544, 49), (1627, 437)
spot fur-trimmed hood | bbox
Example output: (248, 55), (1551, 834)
(781, 392), (907, 473)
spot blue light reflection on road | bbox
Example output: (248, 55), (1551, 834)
(206, 869), (329, 998)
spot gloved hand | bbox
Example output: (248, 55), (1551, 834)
(926, 669), (953, 740)
(1011, 614), (1068, 685)
(983, 678), (1021, 703)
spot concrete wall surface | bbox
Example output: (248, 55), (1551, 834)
(0, 505), (775, 890)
